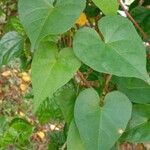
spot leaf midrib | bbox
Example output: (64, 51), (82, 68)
(107, 43), (147, 80)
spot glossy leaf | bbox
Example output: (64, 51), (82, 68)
(0, 31), (24, 66)
(73, 15), (149, 83)
(74, 89), (132, 150)
(67, 120), (85, 150)
(92, 0), (118, 15)
(117, 78), (150, 104)
(32, 42), (80, 111)
(18, 0), (86, 48)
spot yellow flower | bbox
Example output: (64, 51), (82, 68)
(76, 13), (87, 26)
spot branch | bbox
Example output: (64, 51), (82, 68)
(118, 0), (149, 40)
(76, 71), (92, 88)
(103, 74), (112, 95)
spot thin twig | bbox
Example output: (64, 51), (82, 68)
(103, 74), (112, 95)
(77, 71), (92, 88)
(118, 0), (149, 39)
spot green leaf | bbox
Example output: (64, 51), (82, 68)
(75, 89), (100, 150)
(36, 81), (77, 124)
(99, 91), (132, 149)
(0, 31), (24, 66)
(92, 0), (118, 15)
(73, 15), (149, 83)
(130, 6), (150, 37)
(120, 104), (150, 143)
(36, 97), (63, 124)
(121, 122), (150, 143)
(32, 42), (81, 112)
(128, 104), (150, 130)
(133, 104), (150, 119)
(84, 4), (100, 17)
(67, 120), (86, 150)
(18, 0), (86, 48)
(48, 130), (66, 150)
(4, 17), (24, 34)
(129, 0), (150, 10)
(55, 81), (77, 125)
(116, 77), (150, 104)
(74, 89), (132, 150)
(0, 117), (8, 138)
(0, 118), (33, 147)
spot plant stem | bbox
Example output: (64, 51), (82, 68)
(103, 74), (112, 95)
(77, 71), (92, 88)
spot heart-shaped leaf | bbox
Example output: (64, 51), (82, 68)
(92, 0), (118, 15)
(32, 42), (81, 111)
(74, 89), (132, 150)
(18, 0), (86, 48)
(0, 31), (24, 66)
(67, 120), (86, 150)
(73, 15), (149, 83)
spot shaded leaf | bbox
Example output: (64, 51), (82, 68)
(36, 97), (63, 124)
(37, 81), (77, 124)
(0, 31), (24, 66)
(55, 81), (77, 125)
(120, 104), (150, 143)
(48, 130), (66, 150)
(121, 122), (150, 143)
(130, 6), (150, 37)
(117, 77), (150, 104)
